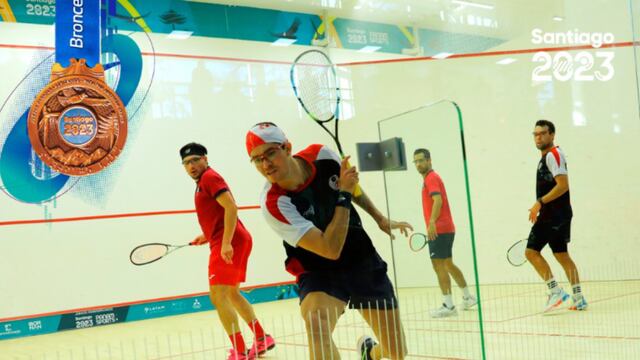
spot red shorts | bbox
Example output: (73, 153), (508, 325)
(208, 230), (252, 286)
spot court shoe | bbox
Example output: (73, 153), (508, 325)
(248, 334), (276, 358)
(430, 303), (458, 318)
(543, 288), (570, 313)
(462, 295), (478, 310)
(357, 335), (378, 360)
(568, 296), (588, 311)
(226, 348), (254, 360)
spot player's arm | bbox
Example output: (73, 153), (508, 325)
(428, 194), (442, 240)
(352, 183), (413, 239)
(429, 194), (442, 226)
(540, 174), (569, 204)
(216, 191), (238, 263)
(297, 157), (356, 260)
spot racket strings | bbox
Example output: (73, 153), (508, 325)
(410, 233), (428, 251)
(293, 52), (338, 122)
(130, 244), (169, 265)
(507, 240), (528, 266)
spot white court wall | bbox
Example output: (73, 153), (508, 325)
(1, 0), (639, 318)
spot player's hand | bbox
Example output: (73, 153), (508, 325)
(338, 156), (359, 194)
(378, 217), (413, 240)
(428, 222), (438, 241)
(190, 234), (209, 246)
(528, 201), (541, 223)
(221, 243), (234, 264)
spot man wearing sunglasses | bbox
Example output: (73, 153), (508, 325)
(246, 123), (413, 360)
(180, 142), (274, 360)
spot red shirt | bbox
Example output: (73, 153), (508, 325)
(421, 170), (455, 233)
(195, 167), (250, 247)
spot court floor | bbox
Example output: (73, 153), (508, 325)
(1, 281), (638, 360)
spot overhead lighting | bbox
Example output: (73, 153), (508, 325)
(496, 58), (516, 65)
(451, 0), (494, 10)
(167, 30), (193, 40)
(358, 46), (381, 53)
(272, 38), (297, 46)
(552, 16), (564, 21)
(432, 52), (454, 59)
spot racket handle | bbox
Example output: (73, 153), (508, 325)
(353, 184), (363, 197)
(344, 158), (363, 197)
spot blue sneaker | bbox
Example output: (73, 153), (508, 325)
(569, 296), (588, 311)
(543, 289), (570, 313)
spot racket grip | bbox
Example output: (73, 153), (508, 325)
(353, 184), (363, 197)
(344, 159), (363, 197)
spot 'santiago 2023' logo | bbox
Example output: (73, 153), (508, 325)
(531, 29), (615, 82)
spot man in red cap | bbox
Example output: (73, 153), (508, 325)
(246, 123), (413, 360)
(180, 142), (274, 360)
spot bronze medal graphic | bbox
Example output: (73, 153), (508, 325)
(27, 58), (127, 176)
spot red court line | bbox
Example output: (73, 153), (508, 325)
(0, 280), (294, 323)
(0, 205), (260, 226)
(1, 41), (636, 68)
(339, 41), (636, 66)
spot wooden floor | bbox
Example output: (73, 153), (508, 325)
(1, 281), (639, 360)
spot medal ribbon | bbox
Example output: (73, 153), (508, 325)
(55, 0), (101, 68)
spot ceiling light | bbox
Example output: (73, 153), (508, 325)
(553, 16), (564, 21)
(272, 38), (297, 46)
(451, 0), (494, 10)
(432, 52), (454, 59)
(358, 46), (381, 53)
(497, 58), (516, 65)
(167, 30), (193, 40)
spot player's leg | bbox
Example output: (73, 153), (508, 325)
(429, 235), (456, 317)
(348, 264), (407, 360)
(209, 241), (256, 359)
(358, 307), (407, 360)
(300, 291), (347, 360)
(210, 284), (250, 357)
(549, 221), (587, 310)
(440, 233), (476, 309)
(525, 222), (555, 281)
(526, 223), (569, 313)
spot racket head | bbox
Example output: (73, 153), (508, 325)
(290, 49), (339, 123)
(129, 243), (171, 266)
(507, 239), (528, 266)
(409, 233), (428, 252)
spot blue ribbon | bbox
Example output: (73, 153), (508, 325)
(55, 0), (101, 67)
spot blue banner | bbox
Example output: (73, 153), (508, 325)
(55, 0), (101, 67)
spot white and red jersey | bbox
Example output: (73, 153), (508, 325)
(260, 144), (379, 276)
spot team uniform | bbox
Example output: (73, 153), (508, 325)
(260, 144), (397, 309)
(527, 146), (572, 253)
(195, 167), (252, 285)
(421, 170), (456, 259)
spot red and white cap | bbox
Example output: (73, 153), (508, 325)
(245, 122), (288, 156)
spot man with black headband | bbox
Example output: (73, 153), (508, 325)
(180, 142), (274, 360)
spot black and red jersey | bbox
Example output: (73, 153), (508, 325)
(536, 146), (572, 222)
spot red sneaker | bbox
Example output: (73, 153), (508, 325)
(248, 335), (276, 358)
(227, 348), (254, 360)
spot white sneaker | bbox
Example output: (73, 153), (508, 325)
(430, 304), (457, 318)
(543, 289), (570, 313)
(462, 296), (477, 310)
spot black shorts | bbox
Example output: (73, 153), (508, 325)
(428, 233), (455, 259)
(297, 255), (397, 310)
(527, 219), (571, 253)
